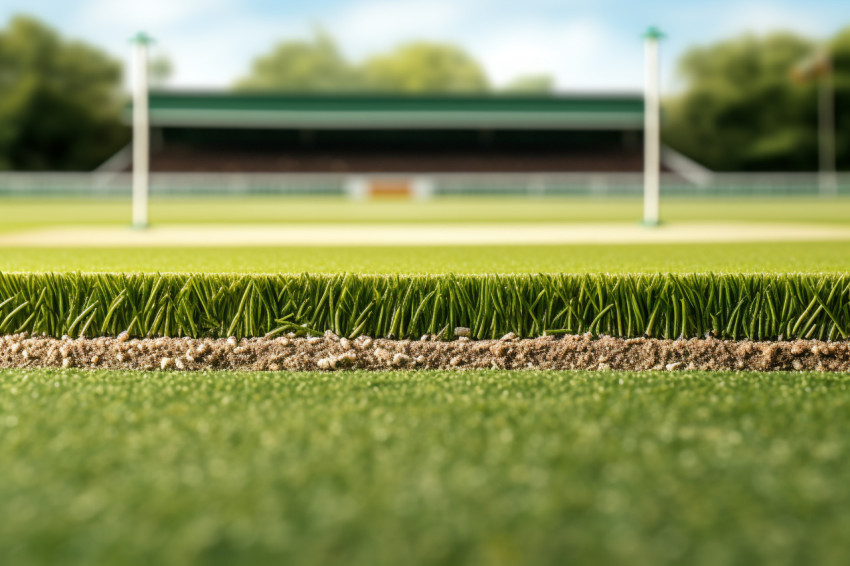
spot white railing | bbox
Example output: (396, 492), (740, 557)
(0, 171), (848, 198)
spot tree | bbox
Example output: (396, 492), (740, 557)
(149, 53), (174, 88)
(661, 31), (850, 171)
(234, 31), (359, 92)
(360, 42), (489, 93)
(502, 74), (554, 94)
(236, 36), (491, 94)
(0, 15), (128, 170)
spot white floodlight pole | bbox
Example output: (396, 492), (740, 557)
(131, 32), (153, 229)
(643, 27), (664, 226)
(818, 51), (837, 196)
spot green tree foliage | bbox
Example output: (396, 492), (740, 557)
(664, 30), (850, 171)
(0, 16), (128, 170)
(360, 42), (489, 93)
(234, 31), (359, 92)
(502, 74), (555, 94)
(149, 53), (174, 88)
(236, 34), (491, 94)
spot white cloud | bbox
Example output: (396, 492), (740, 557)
(715, 1), (828, 37)
(66, 0), (666, 91)
(72, 0), (302, 88)
(162, 18), (304, 88)
(11, 0), (848, 91)
(326, 0), (470, 57)
(471, 18), (642, 91)
(323, 0), (641, 91)
(78, 0), (230, 31)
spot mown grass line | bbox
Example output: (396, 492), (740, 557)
(0, 272), (848, 340)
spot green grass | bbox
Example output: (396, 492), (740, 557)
(2, 196), (850, 233)
(1, 272), (848, 340)
(2, 368), (850, 566)
(0, 241), (848, 273)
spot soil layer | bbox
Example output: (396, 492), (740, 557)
(2, 333), (850, 372)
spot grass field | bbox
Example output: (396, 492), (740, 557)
(1, 195), (847, 273)
(1, 196), (847, 273)
(2, 194), (849, 563)
(2, 196), (850, 233)
(2, 368), (850, 566)
(0, 240), (848, 273)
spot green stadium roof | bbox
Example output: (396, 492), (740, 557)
(132, 91), (645, 130)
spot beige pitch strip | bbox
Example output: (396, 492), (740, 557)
(2, 223), (850, 247)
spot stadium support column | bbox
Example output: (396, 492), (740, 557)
(642, 27), (664, 226)
(131, 32), (153, 229)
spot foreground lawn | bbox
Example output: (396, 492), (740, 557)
(1, 196), (850, 233)
(0, 240), (848, 273)
(2, 369), (850, 565)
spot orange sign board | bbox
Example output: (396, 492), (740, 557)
(368, 179), (413, 199)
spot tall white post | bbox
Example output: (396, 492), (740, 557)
(818, 52), (837, 196)
(643, 27), (663, 226)
(131, 32), (152, 229)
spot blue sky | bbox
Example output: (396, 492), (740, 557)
(6, 0), (849, 92)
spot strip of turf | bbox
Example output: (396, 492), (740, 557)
(2, 196), (850, 231)
(2, 368), (850, 566)
(0, 272), (848, 340)
(1, 241), (849, 273)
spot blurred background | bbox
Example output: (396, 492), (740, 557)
(0, 0), (848, 256)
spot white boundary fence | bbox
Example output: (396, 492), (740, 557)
(0, 172), (848, 198)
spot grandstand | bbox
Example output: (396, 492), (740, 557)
(75, 91), (713, 198)
(4, 91), (846, 200)
(130, 92), (651, 173)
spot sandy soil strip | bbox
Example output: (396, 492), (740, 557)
(1, 333), (849, 372)
(2, 222), (850, 247)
